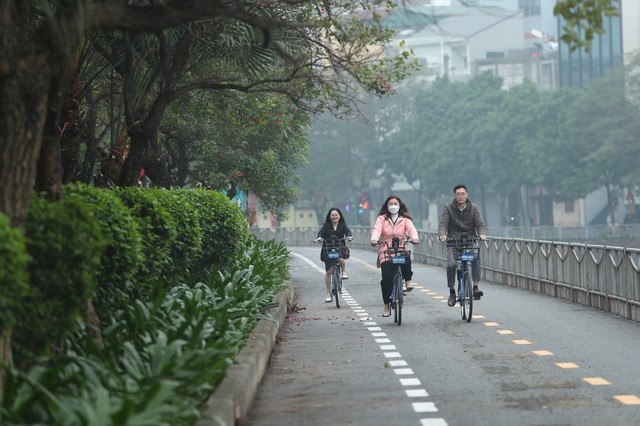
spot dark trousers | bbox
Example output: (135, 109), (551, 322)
(380, 260), (413, 304)
(446, 247), (480, 289)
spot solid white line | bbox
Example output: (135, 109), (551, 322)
(291, 252), (325, 274)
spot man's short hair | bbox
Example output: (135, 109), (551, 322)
(453, 184), (467, 193)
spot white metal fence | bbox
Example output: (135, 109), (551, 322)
(251, 226), (640, 322)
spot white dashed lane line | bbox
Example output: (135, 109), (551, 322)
(341, 291), (449, 426)
(292, 251), (450, 425)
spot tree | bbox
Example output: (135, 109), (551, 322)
(554, 0), (620, 52)
(562, 66), (640, 224)
(0, 0), (414, 373)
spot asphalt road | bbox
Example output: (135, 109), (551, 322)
(244, 246), (640, 426)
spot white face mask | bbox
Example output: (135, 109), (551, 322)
(388, 205), (400, 215)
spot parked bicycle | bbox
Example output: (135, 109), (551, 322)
(315, 236), (349, 308)
(378, 236), (412, 325)
(446, 234), (480, 322)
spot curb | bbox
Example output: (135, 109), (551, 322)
(196, 281), (294, 426)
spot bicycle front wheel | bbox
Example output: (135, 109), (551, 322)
(393, 273), (403, 326)
(463, 270), (472, 322)
(332, 267), (341, 308)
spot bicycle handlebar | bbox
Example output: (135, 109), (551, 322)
(314, 235), (352, 243)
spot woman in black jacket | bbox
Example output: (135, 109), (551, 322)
(314, 207), (353, 302)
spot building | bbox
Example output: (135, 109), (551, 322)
(398, 4), (525, 80)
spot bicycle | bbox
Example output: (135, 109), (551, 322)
(379, 236), (411, 325)
(315, 236), (349, 308)
(446, 234), (480, 322)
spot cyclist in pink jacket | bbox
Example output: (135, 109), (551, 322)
(370, 195), (419, 317)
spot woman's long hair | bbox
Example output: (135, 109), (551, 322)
(377, 195), (412, 220)
(324, 207), (346, 224)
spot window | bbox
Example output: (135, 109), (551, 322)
(565, 199), (575, 213)
(519, 0), (541, 16)
(486, 51), (505, 59)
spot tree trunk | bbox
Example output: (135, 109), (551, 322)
(78, 87), (101, 184)
(117, 130), (147, 187)
(0, 329), (12, 374)
(118, 98), (173, 187)
(0, 24), (52, 383)
(60, 72), (84, 183)
(142, 133), (172, 187)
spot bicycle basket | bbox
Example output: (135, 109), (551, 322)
(459, 251), (476, 262)
(384, 242), (410, 264)
(326, 250), (340, 259)
(456, 245), (479, 262)
(324, 238), (342, 259)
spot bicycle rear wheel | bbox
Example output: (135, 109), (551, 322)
(393, 273), (403, 325)
(459, 272), (466, 321)
(332, 267), (341, 308)
(462, 271), (473, 322)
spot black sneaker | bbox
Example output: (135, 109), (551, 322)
(447, 293), (456, 307)
(473, 288), (483, 300)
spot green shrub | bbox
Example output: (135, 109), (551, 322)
(0, 238), (290, 425)
(17, 194), (105, 362)
(153, 188), (203, 285)
(176, 189), (249, 278)
(115, 186), (177, 287)
(0, 214), (30, 333)
(62, 183), (145, 314)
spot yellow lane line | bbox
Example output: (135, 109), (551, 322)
(583, 377), (611, 385)
(555, 362), (579, 369)
(614, 395), (640, 405)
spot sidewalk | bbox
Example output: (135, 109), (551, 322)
(196, 281), (294, 426)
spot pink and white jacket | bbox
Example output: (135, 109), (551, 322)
(370, 214), (419, 266)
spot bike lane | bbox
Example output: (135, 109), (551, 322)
(244, 246), (640, 426)
(245, 247), (448, 426)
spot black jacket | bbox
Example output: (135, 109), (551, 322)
(317, 222), (352, 262)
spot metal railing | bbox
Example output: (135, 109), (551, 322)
(252, 226), (640, 322)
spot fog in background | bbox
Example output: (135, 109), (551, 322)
(297, 57), (640, 239)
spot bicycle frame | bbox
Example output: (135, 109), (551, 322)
(381, 238), (411, 325)
(322, 236), (349, 308)
(451, 237), (479, 322)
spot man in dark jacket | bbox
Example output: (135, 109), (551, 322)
(438, 184), (487, 307)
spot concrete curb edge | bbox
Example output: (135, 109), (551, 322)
(196, 281), (294, 426)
